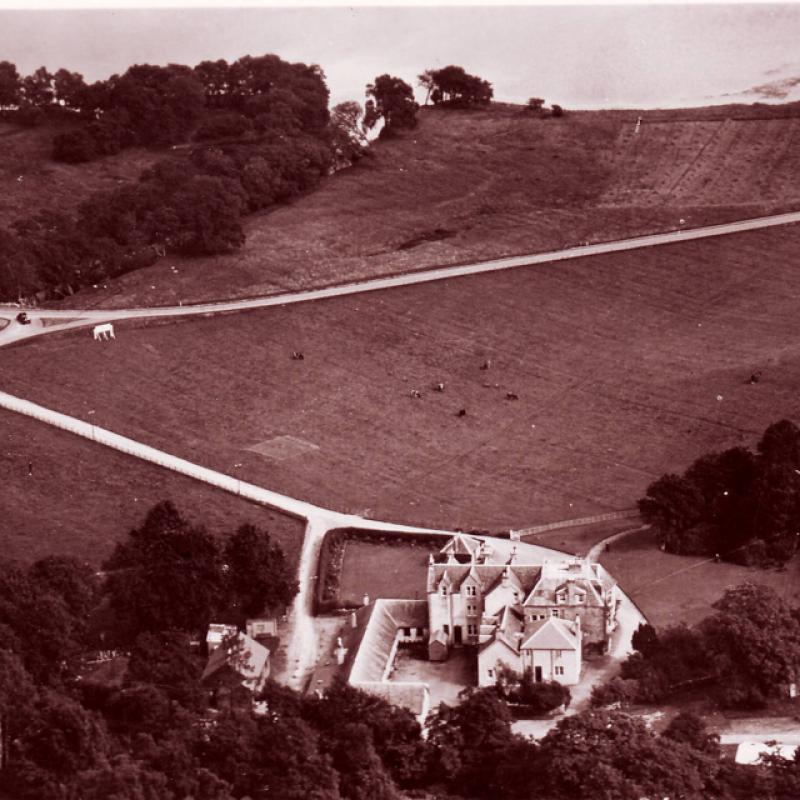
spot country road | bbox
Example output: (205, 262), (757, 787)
(3, 210), (798, 693)
(3, 209), (800, 346)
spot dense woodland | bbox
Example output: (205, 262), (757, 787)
(0, 55), (505, 304)
(0, 55), (379, 302)
(639, 419), (800, 564)
(0, 500), (798, 799)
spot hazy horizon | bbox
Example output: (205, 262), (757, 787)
(1, 5), (799, 110)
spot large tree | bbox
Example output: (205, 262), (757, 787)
(418, 65), (493, 107)
(223, 524), (297, 619)
(103, 501), (227, 638)
(365, 74), (417, 132)
(0, 60), (21, 106)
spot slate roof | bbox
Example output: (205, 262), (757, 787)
(524, 560), (615, 607)
(428, 564), (542, 595)
(348, 599), (428, 684)
(201, 632), (269, 685)
(520, 617), (580, 651)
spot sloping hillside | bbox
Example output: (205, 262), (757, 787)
(54, 102), (800, 309)
(0, 117), (159, 229)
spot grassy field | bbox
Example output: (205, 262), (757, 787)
(34, 103), (800, 310)
(0, 117), (159, 230)
(520, 518), (642, 556)
(600, 528), (800, 629)
(4, 223), (800, 537)
(0, 408), (305, 568)
(338, 539), (431, 606)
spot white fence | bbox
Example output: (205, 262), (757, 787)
(0, 389), (310, 520)
(513, 509), (640, 537)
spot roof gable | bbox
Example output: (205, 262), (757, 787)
(521, 618), (579, 651)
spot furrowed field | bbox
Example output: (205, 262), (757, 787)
(3, 223), (800, 536)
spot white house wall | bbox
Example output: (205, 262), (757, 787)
(478, 640), (521, 687)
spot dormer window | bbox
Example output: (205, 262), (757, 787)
(575, 593), (585, 604)
(465, 585), (477, 597)
(556, 592), (567, 604)
(440, 583), (448, 596)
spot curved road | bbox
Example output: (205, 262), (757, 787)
(2, 210), (800, 346)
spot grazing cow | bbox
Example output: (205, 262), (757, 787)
(748, 371), (761, 385)
(410, 389), (422, 399)
(291, 351), (304, 360)
(434, 382), (445, 392)
(457, 408), (467, 417)
(506, 392), (519, 400)
(92, 323), (115, 341)
(480, 359), (491, 371)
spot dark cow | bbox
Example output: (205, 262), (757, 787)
(506, 392), (519, 400)
(457, 408), (467, 417)
(291, 351), (305, 360)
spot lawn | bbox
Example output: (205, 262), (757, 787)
(338, 540), (431, 606)
(0, 408), (305, 568)
(43, 103), (800, 310)
(600, 527), (800, 630)
(4, 223), (800, 535)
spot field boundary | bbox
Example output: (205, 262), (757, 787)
(513, 509), (640, 537)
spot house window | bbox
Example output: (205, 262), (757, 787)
(551, 609), (560, 618)
(467, 624), (477, 636)
(556, 593), (566, 604)
(443, 625), (449, 635)
(466, 585), (477, 597)
(575, 593), (585, 604)
(512, 590), (519, 602)
(555, 666), (564, 676)
(488, 668), (494, 678)
(467, 604), (477, 616)
(441, 584), (447, 595)
(403, 627), (411, 637)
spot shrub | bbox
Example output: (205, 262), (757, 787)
(551, 104), (564, 117)
(590, 677), (640, 707)
(53, 128), (98, 163)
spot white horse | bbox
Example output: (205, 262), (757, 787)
(92, 323), (115, 341)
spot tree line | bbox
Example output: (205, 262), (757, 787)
(0, 502), (798, 798)
(639, 418), (800, 564)
(0, 54), (367, 302)
(593, 582), (800, 710)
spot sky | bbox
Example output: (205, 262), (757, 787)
(1, 3), (800, 109)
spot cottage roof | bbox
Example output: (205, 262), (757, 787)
(348, 599), (428, 684)
(201, 632), (269, 684)
(520, 617), (580, 652)
(357, 681), (429, 718)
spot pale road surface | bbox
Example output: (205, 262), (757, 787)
(2, 210), (800, 346)
(4, 213), (795, 694)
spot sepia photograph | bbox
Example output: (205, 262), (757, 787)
(1, 0), (800, 796)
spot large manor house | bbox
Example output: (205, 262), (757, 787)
(428, 534), (618, 685)
(335, 532), (620, 723)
